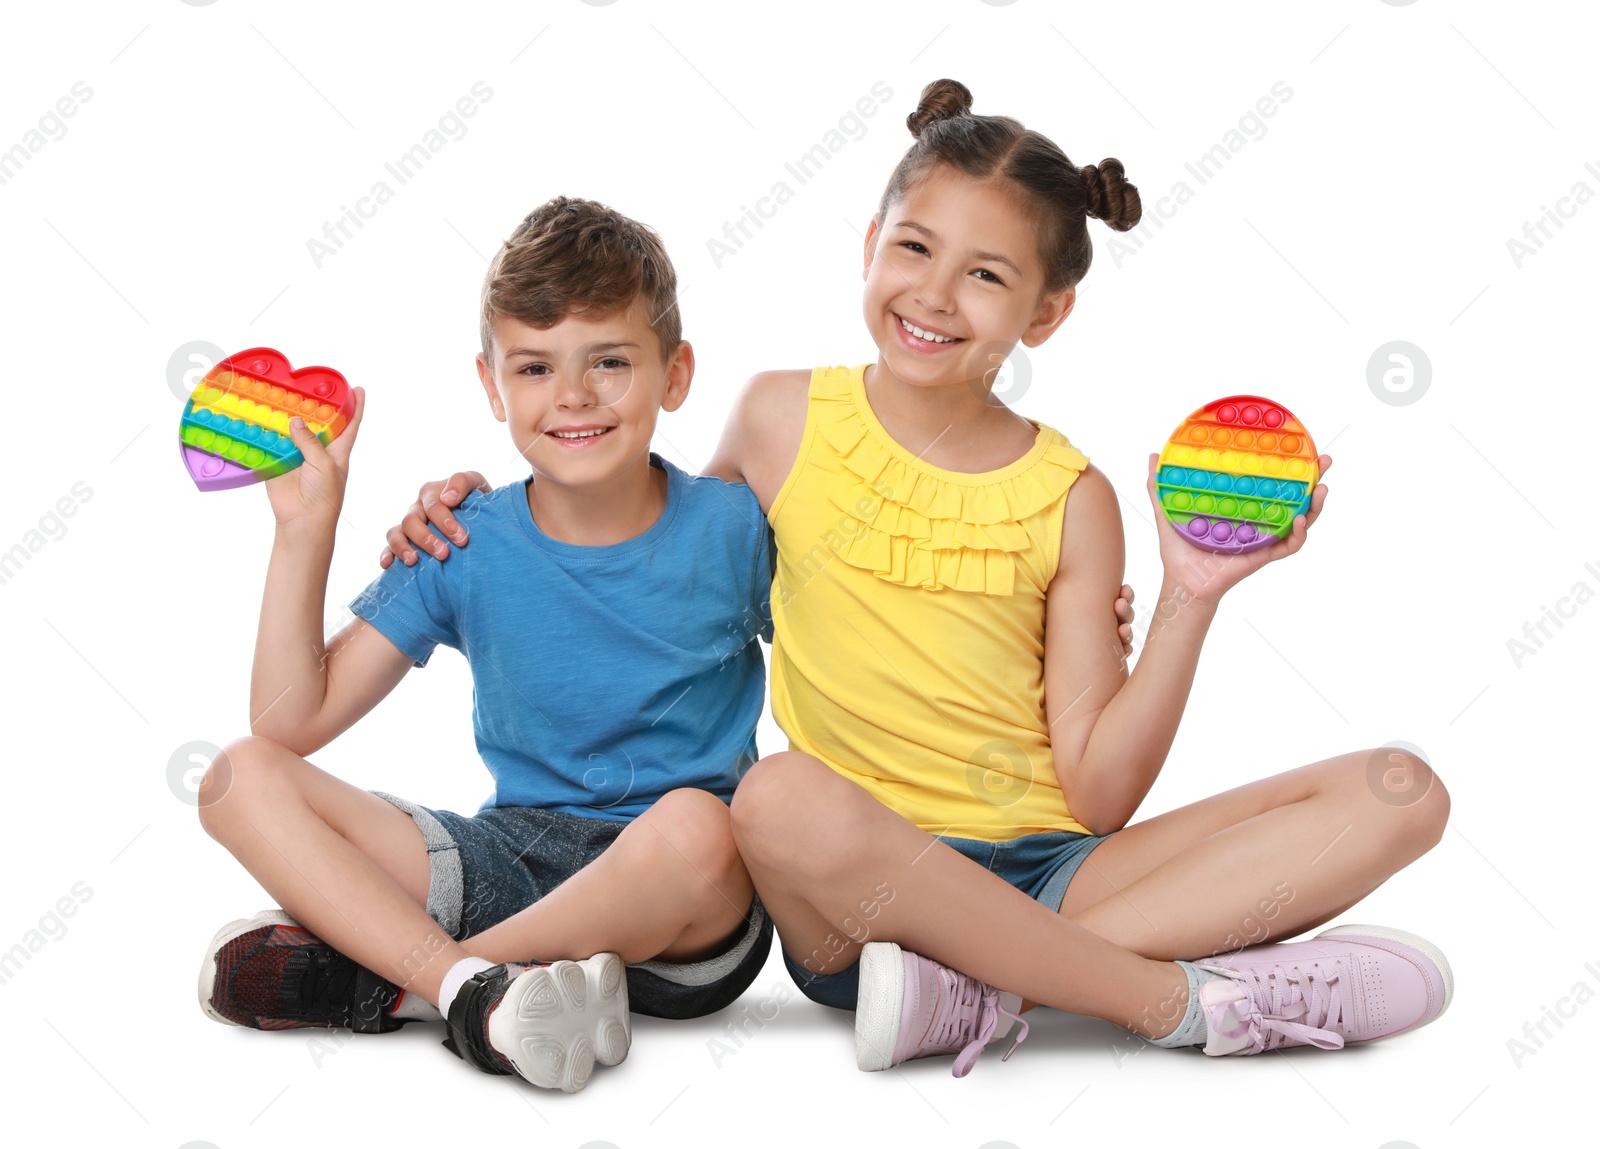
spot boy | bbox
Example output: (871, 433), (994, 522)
(196, 196), (775, 1092)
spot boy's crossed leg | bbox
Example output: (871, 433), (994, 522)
(197, 735), (761, 1087)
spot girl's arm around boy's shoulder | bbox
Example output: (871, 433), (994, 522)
(704, 369), (810, 509)
(379, 370), (810, 567)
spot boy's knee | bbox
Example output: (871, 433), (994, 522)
(640, 788), (742, 882)
(196, 735), (289, 834)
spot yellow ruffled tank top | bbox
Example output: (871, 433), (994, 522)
(766, 364), (1093, 841)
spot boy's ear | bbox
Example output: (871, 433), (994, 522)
(1020, 286), (1076, 348)
(862, 216), (882, 281)
(476, 352), (507, 421)
(660, 340), (695, 414)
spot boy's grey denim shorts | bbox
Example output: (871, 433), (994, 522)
(374, 792), (771, 1020)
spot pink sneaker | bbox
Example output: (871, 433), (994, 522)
(855, 942), (1028, 1076)
(1195, 923), (1453, 1055)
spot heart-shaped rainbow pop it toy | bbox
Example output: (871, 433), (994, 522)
(1156, 395), (1318, 554)
(179, 348), (353, 491)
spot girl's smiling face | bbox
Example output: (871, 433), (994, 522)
(861, 164), (1075, 391)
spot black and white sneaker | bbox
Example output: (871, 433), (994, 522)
(442, 955), (631, 1092)
(198, 909), (407, 1033)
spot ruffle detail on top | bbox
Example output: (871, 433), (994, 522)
(814, 370), (1088, 595)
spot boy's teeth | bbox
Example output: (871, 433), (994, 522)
(899, 316), (955, 343)
(552, 428), (608, 439)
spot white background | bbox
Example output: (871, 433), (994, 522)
(0, 1), (1594, 1146)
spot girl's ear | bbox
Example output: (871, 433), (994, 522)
(862, 216), (882, 281)
(1020, 286), (1076, 348)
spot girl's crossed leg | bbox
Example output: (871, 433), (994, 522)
(730, 746), (1449, 1053)
(730, 751), (1192, 1036)
(1057, 744), (1449, 960)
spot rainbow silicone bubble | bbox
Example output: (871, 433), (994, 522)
(1156, 395), (1318, 554)
(179, 348), (353, 492)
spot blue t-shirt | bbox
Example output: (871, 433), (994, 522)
(349, 454), (773, 819)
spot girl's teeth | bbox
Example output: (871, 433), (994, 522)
(899, 316), (955, 343)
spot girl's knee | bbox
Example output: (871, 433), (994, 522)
(1354, 746), (1450, 850)
(730, 752), (834, 854)
(732, 753), (881, 881)
(1401, 753), (1450, 846)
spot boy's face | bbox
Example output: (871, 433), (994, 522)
(477, 301), (691, 489)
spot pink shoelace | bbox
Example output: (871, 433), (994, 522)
(924, 968), (1030, 1077)
(1208, 959), (1349, 1053)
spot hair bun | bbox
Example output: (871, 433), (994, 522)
(907, 78), (973, 137)
(1081, 158), (1142, 232)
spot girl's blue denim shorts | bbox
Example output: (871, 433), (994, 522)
(781, 828), (1111, 1011)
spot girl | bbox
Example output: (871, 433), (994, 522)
(384, 79), (1451, 1075)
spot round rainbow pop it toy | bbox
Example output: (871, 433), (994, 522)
(1156, 395), (1318, 554)
(179, 347), (353, 492)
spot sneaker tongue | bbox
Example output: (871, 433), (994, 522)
(1199, 965), (1349, 1054)
(1265, 964), (1346, 1050)
(291, 949), (358, 1022)
(927, 968), (985, 1051)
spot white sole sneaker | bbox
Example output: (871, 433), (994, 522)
(855, 942), (905, 1072)
(489, 954), (631, 1093)
(197, 908), (299, 1028)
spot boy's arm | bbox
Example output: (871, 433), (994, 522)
(250, 528), (414, 757)
(248, 389), (416, 756)
(1044, 455), (1330, 835)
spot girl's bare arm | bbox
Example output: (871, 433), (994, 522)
(1043, 455), (1329, 833)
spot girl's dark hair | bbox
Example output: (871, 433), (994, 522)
(878, 78), (1141, 293)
